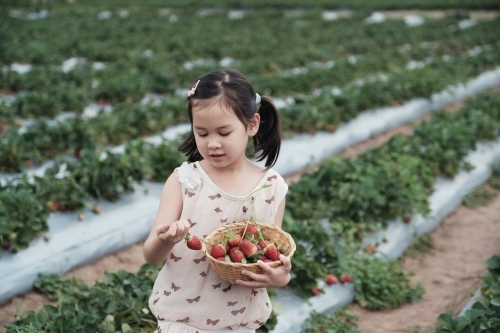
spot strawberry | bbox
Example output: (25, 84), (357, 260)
(216, 256), (225, 261)
(225, 241), (231, 253)
(229, 247), (245, 263)
(257, 239), (268, 249)
(239, 240), (257, 257)
(263, 243), (280, 261)
(50, 202), (60, 211)
(340, 273), (353, 283)
(403, 214), (412, 223)
(326, 274), (338, 285)
(226, 232), (241, 247)
(185, 233), (202, 251)
(364, 244), (377, 254)
(211, 244), (225, 258)
(310, 287), (320, 296)
(245, 225), (260, 238)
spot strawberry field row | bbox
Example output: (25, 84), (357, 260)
(2, 43), (500, 175)
(2, 11), (498, 116)
(4, 91), (500, 333)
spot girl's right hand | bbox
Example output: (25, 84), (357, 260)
(156, 219), (191, 245)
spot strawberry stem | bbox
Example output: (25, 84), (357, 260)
(229, 183), (272, 224)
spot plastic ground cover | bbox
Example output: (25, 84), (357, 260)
(1, 68), (500, 305)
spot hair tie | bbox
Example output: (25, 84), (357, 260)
(187, 80), (200, 97)
(255, 93), (261, 105)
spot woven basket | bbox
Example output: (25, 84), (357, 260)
(202, 221), (296, 284)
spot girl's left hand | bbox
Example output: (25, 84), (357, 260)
(235, 254), (291, 288)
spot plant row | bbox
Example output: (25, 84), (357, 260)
(4, 91), (500, 333)
(1, 10), (498, 110)
(2, 41), (499, 174)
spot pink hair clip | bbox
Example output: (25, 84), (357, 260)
(187, 80), (200, 97)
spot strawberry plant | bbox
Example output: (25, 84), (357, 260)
(10, 264), (161, 332)
(0, 189), (50, 255)
(302, 308), (360, 333)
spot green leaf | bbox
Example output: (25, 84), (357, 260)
(438, 313), (454, 329)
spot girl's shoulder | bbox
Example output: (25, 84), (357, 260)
(176, 161), (202, 190)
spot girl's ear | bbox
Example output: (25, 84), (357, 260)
(247, 113), (260, 137)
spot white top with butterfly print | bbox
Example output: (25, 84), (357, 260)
(149, 161), (288, 332)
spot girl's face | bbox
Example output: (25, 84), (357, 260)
(192, 98), (259, 169)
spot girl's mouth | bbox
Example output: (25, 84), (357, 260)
(210, 154), (224, 161)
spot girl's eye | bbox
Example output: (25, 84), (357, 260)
(220, 132), (231, 137)
(197, 133), (208, 137)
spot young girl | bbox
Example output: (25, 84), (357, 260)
(143, 69), (291, 333)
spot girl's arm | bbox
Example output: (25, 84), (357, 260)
(143, 171), (190, 265)
(236, 198), (292, 288)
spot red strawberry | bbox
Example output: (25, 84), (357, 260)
(340, 273), (353, 283)
(263, 243), (280, 261)
(364, 244), (377, 254)
(211, 244), (225, 258)
(245, 225), (260, 238)
(239, 240), (257, 257)
(185, 233), (202, 250)
(225, 241), (231, 253)
(227, 232), (241, 247)
(257, 239), (268, 248)
(229, 247), (245, 263)
(403, 215), (412, 223)
(326, 274), (338, 285)
(310, 287), (320, 296)
(216, 256), (225, 261)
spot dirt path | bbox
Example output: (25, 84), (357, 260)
(0, 92), (498, 331)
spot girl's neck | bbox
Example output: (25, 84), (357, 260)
(199, 159), (266, 197)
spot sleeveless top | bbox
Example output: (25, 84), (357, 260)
(149, 161), (288, 332)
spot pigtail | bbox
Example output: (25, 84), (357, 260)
(178, 131), (203, 162)
(253, 96), (281, 169)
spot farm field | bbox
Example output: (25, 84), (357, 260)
(1, 1), (500, 332)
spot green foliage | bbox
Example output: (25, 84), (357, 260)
(3, 325), (42, 333)
(302, 308), (361, 333)
(463, 187), (496, 208)
(435, 255), (500, 333)
(12, 264), (161, 333)
(345, 255), (424, 310)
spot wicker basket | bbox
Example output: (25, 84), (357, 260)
(202, 221), (296, 284)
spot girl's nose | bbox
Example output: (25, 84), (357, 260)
(208, 139), (221, 149)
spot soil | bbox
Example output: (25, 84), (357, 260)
(1, 93), (499, 333)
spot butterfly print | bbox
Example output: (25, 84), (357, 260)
(212, 283), (221, 289)
(200, 271), (206, 277)
(214, 207), (222, 213)
(265, 196), (274, 204)
(186, 296), (201, 303)
(254, 320), (265, 326)
(239, 323), (248, 327)
(220, 218), (228, 223)
(226, 327), (233, 331)
(157, 315), (165, 320)
(267, 175), (277, 181)
(209, 193), (221, 200)
(242, 206), (248, 213)
(170, 253), (181, 262)
(163, 290), (171, 296)
(155, 291), (159, 295)
(171, 282), (181, 291)
(222, 284), (232, 292)
(185, 189), (195, 197)
(193, 164), (197, 168)
(176, 317), (189, 323)
(266, 302), (269, 308)
(153, 298), (159, 305)
(207, 319), (220, 326)
(231, 307), (246, 316)
(188, 219), (197, 228)
(227, 301), (238, 306)
(252, 289), (258, 296)
(193, 255), (206, 264)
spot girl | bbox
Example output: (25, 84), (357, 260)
(143, 69), (291, 333)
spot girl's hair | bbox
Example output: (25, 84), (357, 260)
(179, 69), (281, 169)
